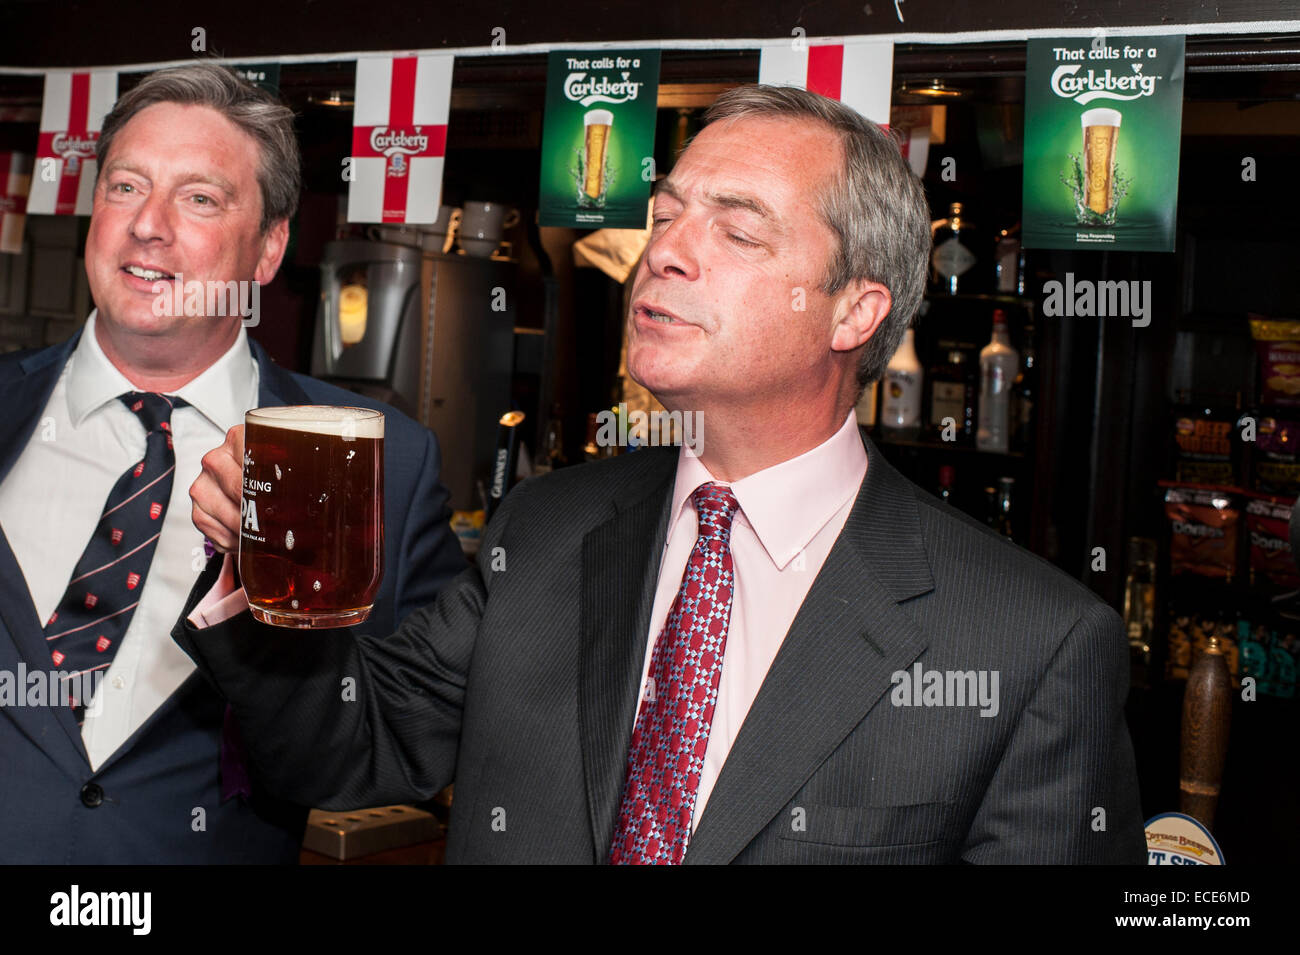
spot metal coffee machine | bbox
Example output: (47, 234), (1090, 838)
(310, 236), (517, 510)
(311, 238), (423, 415)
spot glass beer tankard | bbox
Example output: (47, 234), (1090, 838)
(239, 406), (384, 628)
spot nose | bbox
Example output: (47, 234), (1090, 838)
(643, 211), (701, 282)
(128, 188), (174, 245)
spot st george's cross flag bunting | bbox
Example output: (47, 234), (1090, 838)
(758, 39), (894, 127)
(347, 54), (454, 224)
(28, 71), (118, 216)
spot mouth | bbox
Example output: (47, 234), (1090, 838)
(633, 301), (692, 328)
(121, 263), (176, 282)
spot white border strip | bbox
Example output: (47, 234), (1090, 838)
(1, 22), (1298, 75)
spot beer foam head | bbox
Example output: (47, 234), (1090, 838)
(584, 109), (614, 127)
(1081, 108), (1122, 128)
(247, 405), (384, 438)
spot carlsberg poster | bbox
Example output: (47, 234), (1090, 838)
(539, 49), (660, 229)
(1023, 35), (1185, 252)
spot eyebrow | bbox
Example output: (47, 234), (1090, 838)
(655, 179), (780, 224)
(103, 160), (237, 197)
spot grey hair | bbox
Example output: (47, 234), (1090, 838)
(702, 85), (931, 391)
(96, 62), (301, 233)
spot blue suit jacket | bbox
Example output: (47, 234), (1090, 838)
(0, 329), (467, 863)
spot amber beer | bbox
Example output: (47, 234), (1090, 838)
(583, 109), (613, 200)
(239, 406), (384, 628)
(1081, 108), (1122, 216)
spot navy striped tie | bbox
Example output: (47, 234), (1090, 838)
(44, 392), (186, 723)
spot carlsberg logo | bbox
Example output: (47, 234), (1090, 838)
(369, 127), (430, 155)
(1051, 64), (1158, 104)
(564, 72), (642, 106)
(51, 132), (97, 157)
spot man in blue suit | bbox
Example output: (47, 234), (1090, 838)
(0, 63), (466, 863)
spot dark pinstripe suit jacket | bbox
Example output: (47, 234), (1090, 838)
(174, 429), (1146, 864)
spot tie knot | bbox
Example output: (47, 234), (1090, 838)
(691, 482), (739, 541)
(119, 392), (186, 435)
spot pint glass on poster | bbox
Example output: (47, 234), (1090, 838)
(583, 109), (613, 200)
(1081, 107), (1122, 216)
(239, 406), (384, 628)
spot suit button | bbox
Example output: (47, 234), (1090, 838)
(80, 783), (104, 808)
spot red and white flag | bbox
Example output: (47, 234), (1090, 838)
(28, 70), (117, 216)
(0, 152), (32, 253)
(348, 54), (454, 224)
(759, 40), (893, 127)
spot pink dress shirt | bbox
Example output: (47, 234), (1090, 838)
(635, 410), (867, 835)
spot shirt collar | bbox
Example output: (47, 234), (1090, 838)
(669, 410), (867, 570)
(67, 310), (257, 432)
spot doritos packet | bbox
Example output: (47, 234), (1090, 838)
(1245, 491), (1300, 589)
(1161, 482), (1242, 581)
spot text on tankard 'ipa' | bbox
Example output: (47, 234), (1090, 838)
(239, 406), (384, 628)
(1081, 108), (1122, 216)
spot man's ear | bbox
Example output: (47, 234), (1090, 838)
(830, 278), (892, 353)
(254, 219), (290, 286)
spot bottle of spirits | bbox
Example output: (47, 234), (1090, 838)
(930, 202), (981, 295)
(854, 379), (878, 430)
(994, 222), (1025, 295)
(881, 327), (923, 439)
(928, 348), (975, 444)
(1122, 537), (1158, 668)
(1011, 326), (1037, 450)
(583, 412), (603, 461)
(937, 465), (955, 503)
(533, 404), (567, 475)
(993, 476), (1015, 540)
(976, 310), (1019, 453)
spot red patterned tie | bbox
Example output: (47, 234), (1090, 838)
(608, 482), (740, 865)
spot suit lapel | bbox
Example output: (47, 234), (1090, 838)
(248, 338), (313, 407)
(683, 434), (935, 864)
(578, 447), (677, 862)
(0, 333), (93, 768)
(0, 333), (80, 484)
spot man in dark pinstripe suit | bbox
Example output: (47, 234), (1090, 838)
(180, 84), (1145, 863)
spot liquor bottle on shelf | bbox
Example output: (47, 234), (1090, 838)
(930, 202), (983, 296)
(881, 327), (923, 439)
(928, 348), (975, 444)
(976, 309), (1019, 453)
(1011, 326), (1037, 450)
(583, 412), (614, 461)
(1122, 537), (1158, 670)
(992, 476), (1015, 540)
(994, 222), (1025, 296)
(532, 404), (567, 475)
(854, 379), (878, 430)
(937, 465), (955, 503)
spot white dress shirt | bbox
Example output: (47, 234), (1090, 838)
(634, 410), (868, 835)
(0, 310), (259, 770)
